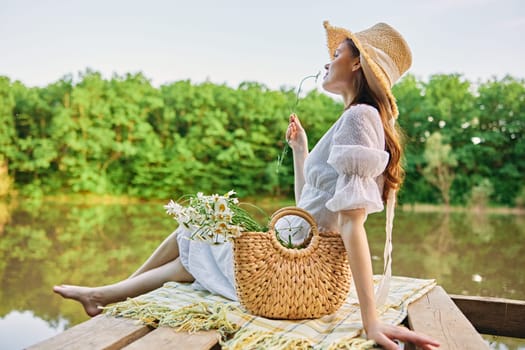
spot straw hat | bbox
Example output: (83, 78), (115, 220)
(323, 21), (412, 118)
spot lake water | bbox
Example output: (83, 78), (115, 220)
(1, 199), (524, 349)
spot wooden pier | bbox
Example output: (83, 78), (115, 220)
(28, 286), (524, 350)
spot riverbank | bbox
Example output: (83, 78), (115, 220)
(2, 194), (525, 215)
(401, 203), (525, 215)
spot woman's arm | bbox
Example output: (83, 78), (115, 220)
(286, 114), (308, 204)
(338, 209), (378, 330)
(338, 210), (440, 350)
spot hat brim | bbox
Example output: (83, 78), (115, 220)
(323, 21), (399, 118)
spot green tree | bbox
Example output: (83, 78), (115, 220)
(0, 77), (16, 196)
(1, 72), (524, 206)
(474, 76), (525, 205)
(468, 178), (494, 210)
(422, 132), (457, 206)
(394, 74), (435, 204)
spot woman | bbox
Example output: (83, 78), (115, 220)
(54, 21), (440, 349)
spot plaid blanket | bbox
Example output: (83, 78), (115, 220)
(104, 275), (436, 349)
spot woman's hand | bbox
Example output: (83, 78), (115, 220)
(366, 321), (440, 350)
(286, 113), (308, 203)
(286, 113), (308, 152)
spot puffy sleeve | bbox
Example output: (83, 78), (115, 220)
(325, 105), (389, 214)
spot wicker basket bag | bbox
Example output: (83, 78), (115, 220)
(233, 207), (351, 319)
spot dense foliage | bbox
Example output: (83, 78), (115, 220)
(0, 70), (524, 205)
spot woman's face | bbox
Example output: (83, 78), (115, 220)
(322, 41), (360, 95)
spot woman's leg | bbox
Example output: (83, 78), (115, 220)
(129, 230), (180, 278)
(53, 258), (194, 317)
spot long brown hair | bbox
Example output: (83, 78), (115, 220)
(345, 38), (404, 201)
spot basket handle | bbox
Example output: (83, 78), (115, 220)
(269, 206), (319, 244)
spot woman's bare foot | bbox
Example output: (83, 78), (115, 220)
(53, 285), (105, 317)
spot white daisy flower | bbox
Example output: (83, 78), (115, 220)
(164, 200), (183, 216)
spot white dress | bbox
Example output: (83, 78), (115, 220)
(176, 104), (389, 301)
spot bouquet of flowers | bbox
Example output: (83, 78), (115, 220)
(164, 190), (265, 244)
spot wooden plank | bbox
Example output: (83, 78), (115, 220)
(407, 286), (489, 350)
(451, 294), (525, 339)
(123, 328), (220, 350)
(27, 314), (152, 350)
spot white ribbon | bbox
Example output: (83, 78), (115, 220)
(362, 44), (400, 88)
(374, 188), (396, 306)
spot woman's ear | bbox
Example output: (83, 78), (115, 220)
(352, 60), (361, 72)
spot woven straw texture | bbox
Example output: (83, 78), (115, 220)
(233, 207), (350, 319)
(323, 21), (412, 119)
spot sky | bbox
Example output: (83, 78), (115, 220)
(1, 0), (524, 91)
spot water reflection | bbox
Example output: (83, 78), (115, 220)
(368, 210), (525, 300)
(0, 311), (68, 350)
(484, 335), (525, 350)
(1, 199), (175, 349)
(1, 199), (524, 349)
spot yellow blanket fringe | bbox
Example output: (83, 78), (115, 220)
(222, 328), (312, 350)
(222, 329), (380, 350)
(103, 300), (380, 349)
(103, 300), (239, 337)
(326, 337), (380, 349)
